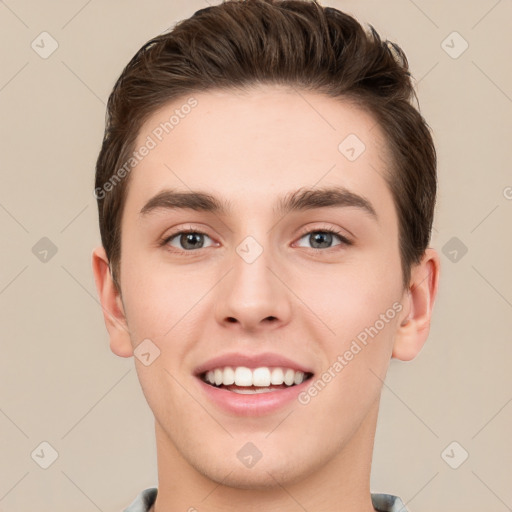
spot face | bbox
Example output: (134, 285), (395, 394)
(111, 86), (410, 487)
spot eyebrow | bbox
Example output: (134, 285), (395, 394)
(139, 186), (378, 221)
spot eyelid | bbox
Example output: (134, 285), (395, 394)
(294, 224), (353, 246)
(160, 224), (216, 247)
(160, 223), (353, 252)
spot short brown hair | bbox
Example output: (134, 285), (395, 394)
(95, 0), (436, 291)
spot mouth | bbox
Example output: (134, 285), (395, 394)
(198, 366), (315, 394)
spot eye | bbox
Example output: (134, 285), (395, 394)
(295, 228), (352, 250)
(163, 229), (215, 251)
(160, 226), (352, 253)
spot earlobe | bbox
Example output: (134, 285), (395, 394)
(392, 248), (441, 361)
(91, 246), (134, 358)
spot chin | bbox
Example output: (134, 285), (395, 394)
(194, 448), (316, 491)
(208, 464), (298, 490)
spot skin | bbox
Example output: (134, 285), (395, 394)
(92, 85), (440, 512)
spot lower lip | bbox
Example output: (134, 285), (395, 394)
(195, 376), (313, 416)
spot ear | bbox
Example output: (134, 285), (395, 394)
(91, 246), (133, 358)
(392, 248), (441, 361)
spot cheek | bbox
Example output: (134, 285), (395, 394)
(292, 253), (402, 396)
(119, 247), (180, 328)
(120, 277), (164, 341)
(296, 255), (400, 333)
(298, 271), (401, 433)
(120, 253), (219, 351)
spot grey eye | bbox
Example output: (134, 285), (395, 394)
(296, 231), (343, 249)
(167, 232), (214, 250)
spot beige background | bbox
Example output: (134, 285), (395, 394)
(1, 0), (511, 511)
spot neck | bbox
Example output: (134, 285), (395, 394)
(152, 397), (381, 512)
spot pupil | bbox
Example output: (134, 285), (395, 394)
(311, 232), (332, 248)
(182, 233), (203, 249)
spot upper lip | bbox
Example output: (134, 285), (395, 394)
(193, 352), (314, 376)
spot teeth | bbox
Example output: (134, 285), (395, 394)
(235, 367), (253, 386)
(284, 368), (295, 386)
(270, 367), (284, 385)
(223, 366), (235, 385)
(229, 387), (275, 394)
(203, 366), (309, 387)
(252, 367), (271, 386)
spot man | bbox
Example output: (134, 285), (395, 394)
(92, 1), (440, 511)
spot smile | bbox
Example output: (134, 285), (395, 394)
(196, 366), (314, 415)
(200, 366), (313, 393)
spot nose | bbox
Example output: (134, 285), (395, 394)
(214, 242), (292, 332)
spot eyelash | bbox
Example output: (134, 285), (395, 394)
(295, 226), (353, 249)
(160, 225), (352, 255)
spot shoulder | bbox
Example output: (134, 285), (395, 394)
(371, 492), (408, 512)
(124, 488), (406, 512)
(123, 487), (158, 512)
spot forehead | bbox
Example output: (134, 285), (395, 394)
(127, 86), (395, 224)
